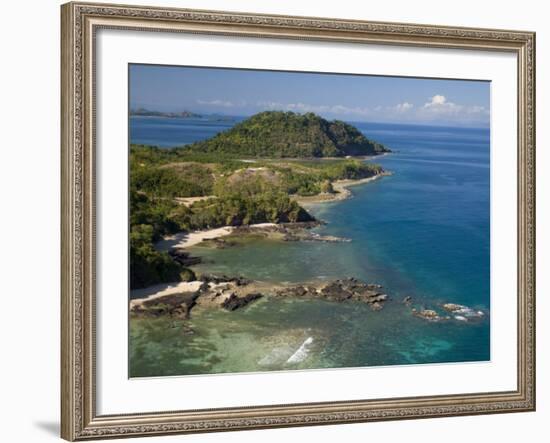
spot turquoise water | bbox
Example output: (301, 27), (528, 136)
(129, 119), (490, 377)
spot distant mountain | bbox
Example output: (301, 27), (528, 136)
(186, 111), (390, 158)
(131, 108), (202, 119)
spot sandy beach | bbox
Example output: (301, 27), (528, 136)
(155, 223), (278, 252)
(130, 280), (204, 308)
(155, 226), (235, 251)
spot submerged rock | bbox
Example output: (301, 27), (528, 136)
(412, 302), (486, 323)
(275, 285), (316, 298)
(207, 238), (238, 249)
(370, 302), (384, 311)
(412, 309), (441, 321)
(168, 249), (202, 266)
(441, 303), (485, 322)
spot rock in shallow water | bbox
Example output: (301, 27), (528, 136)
(222, 292), (263, 311)
(412, 309), (441, 321)
(132, 292), (199, 319)
(275, 278), (388, 310)
(412, 302), (486, 323)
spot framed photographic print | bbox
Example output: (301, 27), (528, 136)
(61, 1), (536, 440)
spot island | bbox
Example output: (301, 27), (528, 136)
(130, 108), (203, 119)
(186, 111), (390, 157)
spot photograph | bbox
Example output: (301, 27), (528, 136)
(128, 64), (491, 378)
(57, 2), (536, 439)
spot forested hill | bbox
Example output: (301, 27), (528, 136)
(186, 111), (390, 158)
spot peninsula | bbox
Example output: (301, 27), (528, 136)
(130, 111), (391, 290)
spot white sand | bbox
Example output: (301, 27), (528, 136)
(130, 281), (204, 308)
(155, 223), (278, 252)
(155, 226), (234, 251)
(246, 222), (277, 229)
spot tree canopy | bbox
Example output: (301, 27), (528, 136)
(186, 111), (390, 158)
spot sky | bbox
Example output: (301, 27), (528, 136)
(129, 64), (490, 127)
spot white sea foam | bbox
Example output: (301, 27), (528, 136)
(286, 337), (314, 364)
(258, 347), (292, 366)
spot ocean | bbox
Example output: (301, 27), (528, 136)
(129, 116), (490, 377)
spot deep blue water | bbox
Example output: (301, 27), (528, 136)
(129, 117), (490, 376)
(130, 115), (244, 147)
(337, 122), (490, 309)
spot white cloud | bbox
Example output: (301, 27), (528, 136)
(423, 95), (462, 114)
(257, 101), (373, 118)
(196, 99), (235, 108)
(466, 105), (487, 114)
(393, 102), (414, 112)
(419, 94), (489, 123)
(427, 95), (448, 106)
(254, 95), (488, 126)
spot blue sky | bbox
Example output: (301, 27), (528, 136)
(130, 64), (490, 127)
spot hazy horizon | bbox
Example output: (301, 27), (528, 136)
(130, 64), (490, 128)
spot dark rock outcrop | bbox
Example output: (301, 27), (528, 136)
(168, 249), (202, 266)
(275, 278), (388, 311)
(222, 293), (263, 311)
(133, 292), (199, 319)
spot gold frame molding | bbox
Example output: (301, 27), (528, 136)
(61, 2), (536, 440)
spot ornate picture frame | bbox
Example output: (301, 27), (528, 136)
(61, 2), (535, 440)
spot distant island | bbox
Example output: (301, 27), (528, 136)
(130, 108), (202, 118)
(130, 108), (239, 122)
(187, 111), (390, 158)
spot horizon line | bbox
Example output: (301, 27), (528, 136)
(129, 107), (490, 130)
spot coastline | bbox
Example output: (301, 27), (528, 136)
(139, 171), (391, 304)
(130, 281), (204, 306)
(157, 171), (391, 253)
(293, 171), (391, 206)
(155, 223), (278, 251)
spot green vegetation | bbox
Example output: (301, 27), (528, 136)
(131, 162), (214, 198)
(129, 223), (183, 289)
(187, 193), (313, 228)
(186, 111), (390, 158)
(129, 111), (389, 289)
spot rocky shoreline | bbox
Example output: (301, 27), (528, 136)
(156, 221), (350, 254)
(205, 222), (351, 248)
(135, 167), (487, 331)
(130, 273), (487, 332)
(130, 275), (390, 321)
